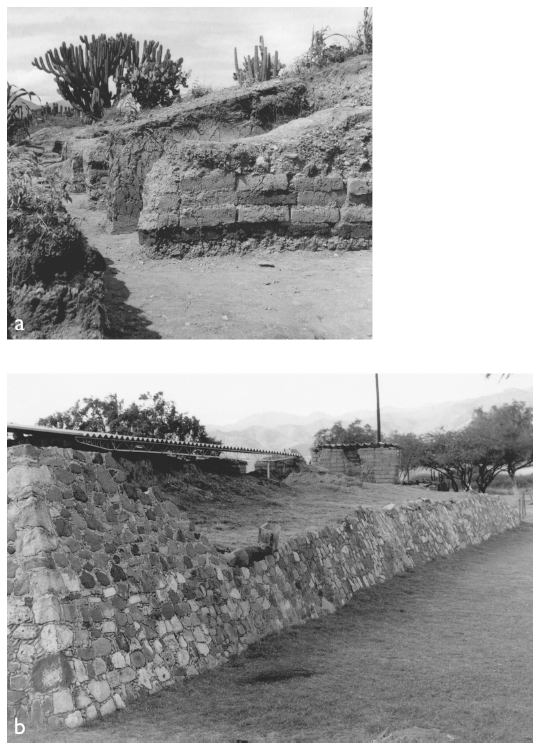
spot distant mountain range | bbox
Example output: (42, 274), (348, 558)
(15, 97), (73, 112)
(207, 387), (533, 459)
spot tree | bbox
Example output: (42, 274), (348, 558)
(312, 418), (376, 448)
(387, 431), (425, 483)
(420, 429), (477, 492)
(420, 400), (533, 494)
(38, 391), (219, 444)
(468, 401), (533, 496)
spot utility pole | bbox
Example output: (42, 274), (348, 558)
(375, 374), (381, 443)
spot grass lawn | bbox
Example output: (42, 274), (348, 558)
(10, 520), (532, 743)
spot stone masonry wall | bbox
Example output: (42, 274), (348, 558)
(106, 79), (309, 234)
(358, 447), (401, 483)
(310, 446), (364, 477)
(7, 446), (518, 729)
(138, 104), (371, 255)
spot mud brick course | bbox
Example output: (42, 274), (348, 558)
(311, 445), (400, 482)
(138, 104), (372, 254)
(7, 446), (517, 729)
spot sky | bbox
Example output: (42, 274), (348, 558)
(7, 374), (533, 428)
(7, 7), (365, 101)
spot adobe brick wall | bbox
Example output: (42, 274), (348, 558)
(106, 79), (309, 234)
(357, 447), (401, 483)
(137, 104), (372, 255)
(311, 445), (399, 482)
(8, 444), (513, 730)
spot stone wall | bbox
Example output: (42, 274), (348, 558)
(106, 79), (309, 234)
(7, 445), (517, 730)
(64, 138), (109, 210)
(138, 104), (371, 255)
(310, 445), (364, 477)
(311, 445), (399, 482)
(357, 446), (401, 483)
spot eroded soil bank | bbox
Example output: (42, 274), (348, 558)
(67, 195), (372, 339)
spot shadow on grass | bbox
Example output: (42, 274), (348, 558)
(102, 256), (161, 339)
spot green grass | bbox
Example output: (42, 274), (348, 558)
(10, 522), (532, 743)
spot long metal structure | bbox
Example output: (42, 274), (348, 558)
(7, 423), (297, 458)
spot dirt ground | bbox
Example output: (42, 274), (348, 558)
(178, 474), (474, 551)
(12, 519), (532, 743)
(67, 195), (372, 340)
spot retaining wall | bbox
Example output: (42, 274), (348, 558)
(7, 446), (518, 729)
(138, 104), (372, 254)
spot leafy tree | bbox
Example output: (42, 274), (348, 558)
(420, 400), (533, 494)
(312, 418), (376, 448)
(467, 401), (533, 495)
(387, 431), (425, 483)
(420, 430), (477, 491)
(38, 391), (219, 443)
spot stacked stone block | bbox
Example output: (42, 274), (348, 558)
(7, 446), (517, 729)
(138, 105), (372, 254)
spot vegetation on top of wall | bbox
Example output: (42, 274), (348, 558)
(233, 36), (284, 86)
(312, 419), (377, 448)
(289, 8), (373, 76)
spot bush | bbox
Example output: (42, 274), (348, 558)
(7, 147), (105, 287)
(116, 40), (189, 109)
(7, 83), (40, 144)
(289, 10), (373, 75)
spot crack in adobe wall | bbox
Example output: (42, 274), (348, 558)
(8, 445), (517, 729)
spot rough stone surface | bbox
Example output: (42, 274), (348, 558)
(106, 79), (310, 234)
(7, 445), (518, 729)
(138, 104), (371, 255)
(311, 445), (401, 482)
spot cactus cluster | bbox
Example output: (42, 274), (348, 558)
(234, 36), (283, 86)
(113, 40), (188, 109)
(32, 34), (134, 119)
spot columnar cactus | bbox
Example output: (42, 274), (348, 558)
(234, 36), (284, 86)
(32, 33), (134, 119)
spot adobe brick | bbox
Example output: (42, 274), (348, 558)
(347, 176), (372, 196)
(292, 174), (344, 192)
(238, 205), (290, 223)
(291, 207), (339, 224)
(340, 206), (372, 223)
(200, 205), (237, 227)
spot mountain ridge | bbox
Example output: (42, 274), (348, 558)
(207, 387), (533, 458)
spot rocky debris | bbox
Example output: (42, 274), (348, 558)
(7, 445), (518, 729)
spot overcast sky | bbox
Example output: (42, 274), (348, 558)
(7, 374), (533, 428)
(7, 7), (365, 101)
